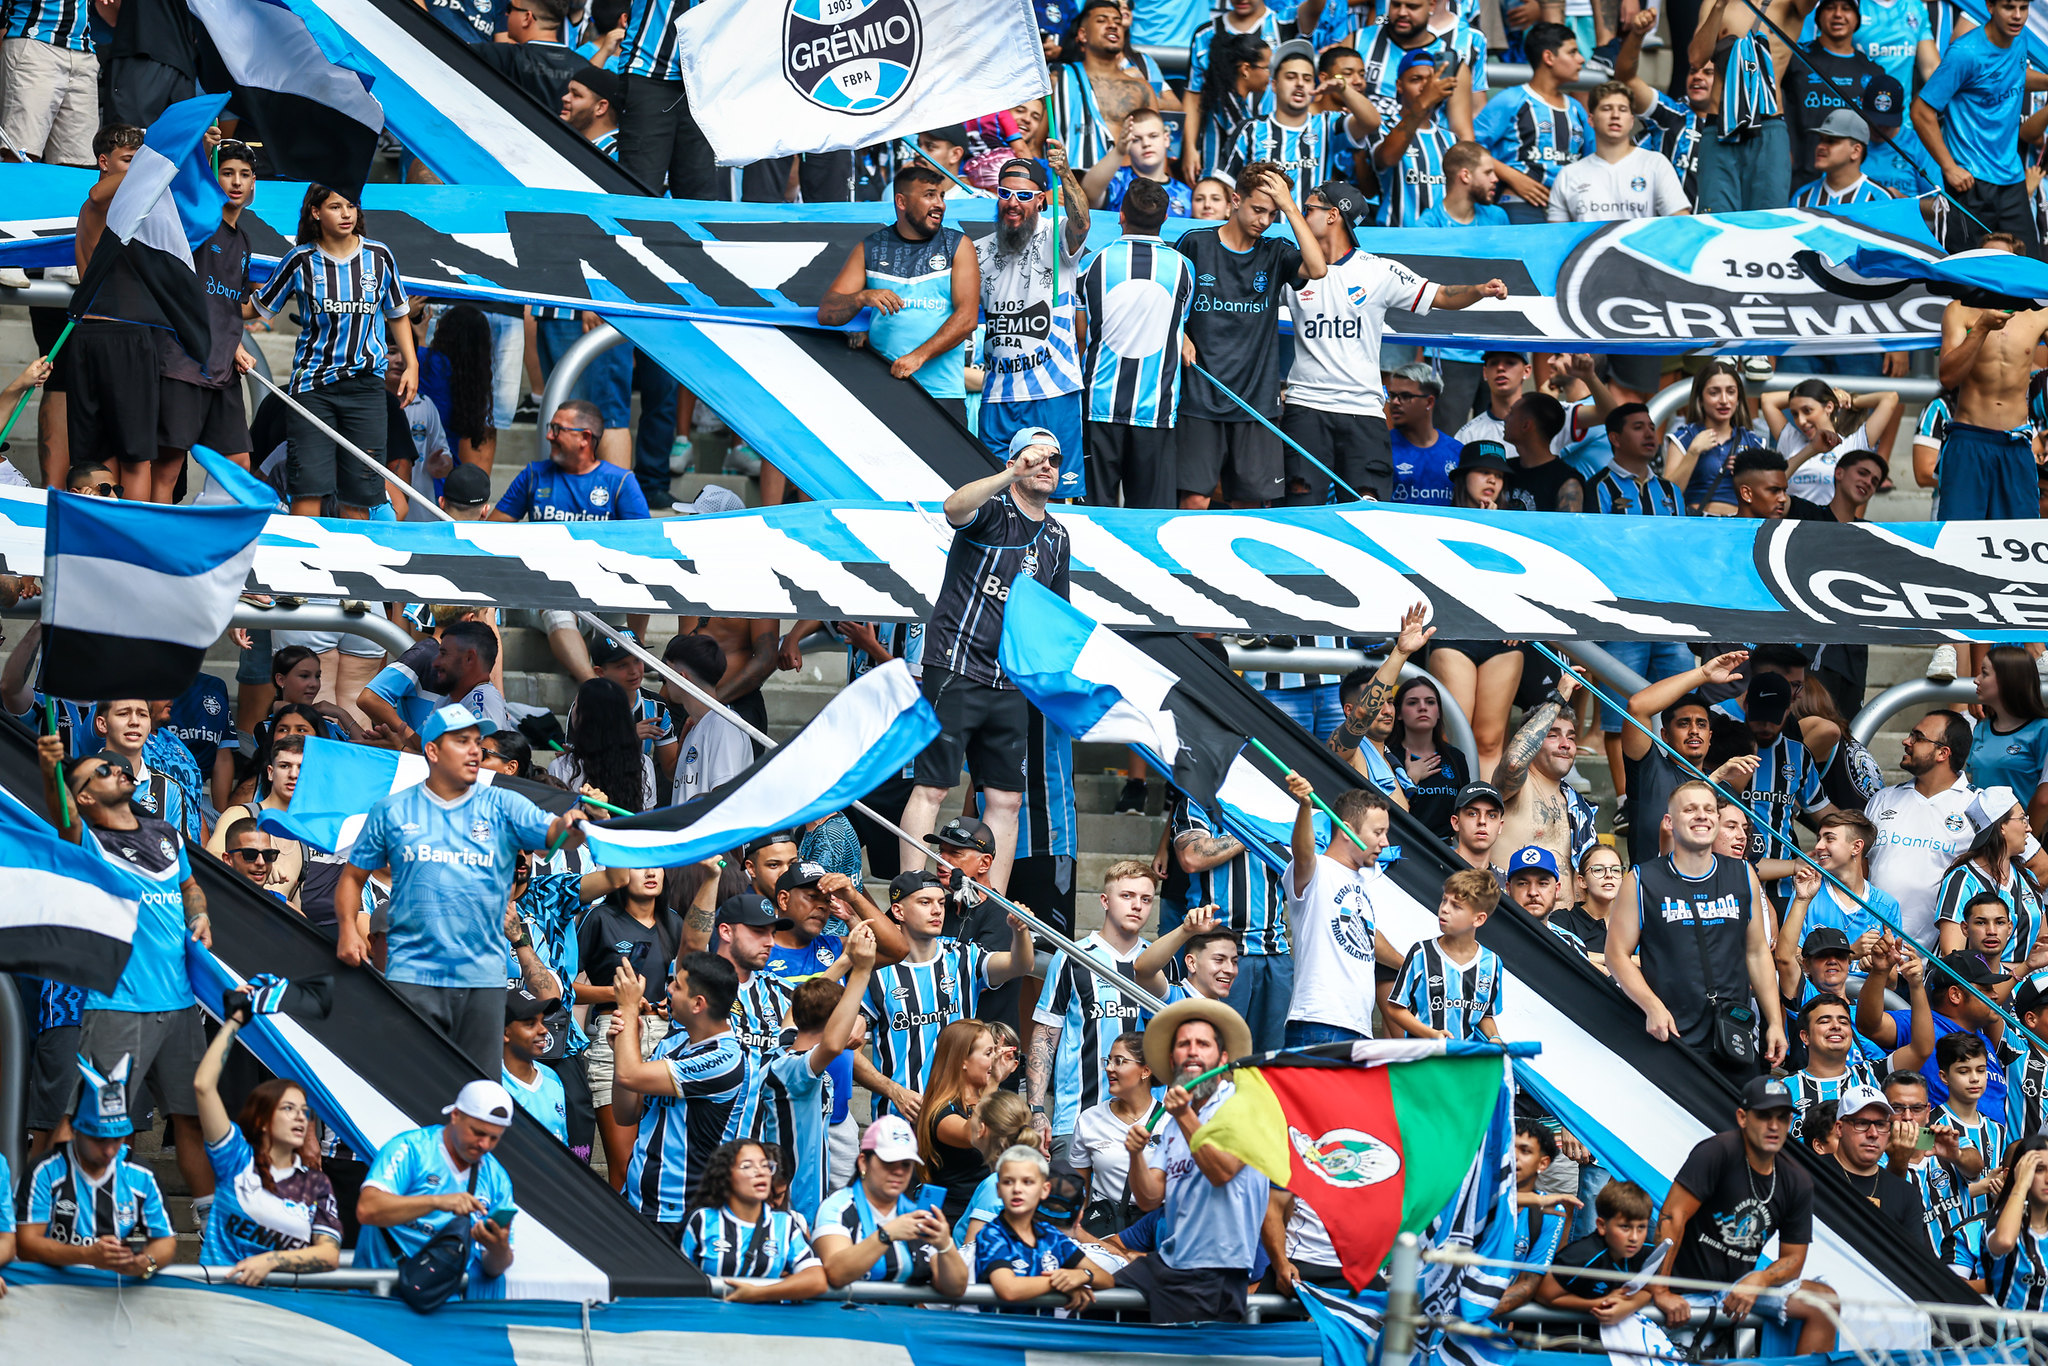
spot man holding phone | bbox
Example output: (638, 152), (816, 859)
(355, 1079), (518, 1298)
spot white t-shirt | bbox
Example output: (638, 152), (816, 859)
(1455, 411), (1506, 446)
(677, 710), (753, 798)
(1069, 1101), (1137, 1203)
(1776, 422), (1875, 505)
(1285, 852), (1387, 1035)
(1865, 777), (1976, 946)
(1282, 250), (1438, 419)
(1545, 147), (1691, 222)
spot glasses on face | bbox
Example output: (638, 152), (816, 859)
(1893, 1102), (1931, 1116)
(1842, 1117), (1891, 1131)
(546, 422), (591, 437)
(1385, 390), (1427, 404)
(1906, 733), (1942, 749)
(72, 761), (131, 793)
(735, 1157), (779, 1175)
(230, 847), (282, 864)
(74, 481), (119, 496)
(994, 186), (1042, 202)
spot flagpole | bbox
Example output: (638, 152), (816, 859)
(42, 697), (71, 833)
(0, 318), (72, 449)
(241, 367), (1159, 1011)
(1246, 736), (1372, 854)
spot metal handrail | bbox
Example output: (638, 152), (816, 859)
(1645, 372), (1944, 431)
(1847, 678), (1979, 749)
(0, 597), (415, 657)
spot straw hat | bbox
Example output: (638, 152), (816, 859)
(1143, 997), (1253, 1082)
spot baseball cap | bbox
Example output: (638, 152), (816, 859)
(996, 157), (1049, 189)
(744, 830), (800, 858)
(1397, 46), (1441, 74)
(1505, 845), (1559, 880)
(1800, 926), (1853, 959)
(672, 483), (746, 516)
(441, 462), (492, 507)
(921, 123), (970, 149)
(1967, 785), (2021, 834)
(1738, 1074), (1795, 1113)
(776, 860), (829, 894)
(1745, 672), (1793, 726)
(569, 62), (623, 105)
(506, 986), (550, 1022)
(1455, 439), (1510, 475)
(419, 702), (501, 745)
(861, 1113), (921, 1161)
(717, 893), (794, 930)
(1007, 425), (1060, 458)
(1310, 180), (1371, 229)
(1815, 108), (1871, 146)
(1270, 37), (1316, 72)
(587, 629), (639, 668)
(2013, 970), (2048, 1017)
(1937, 949), (2011, 988)
(443, 1079), (517, 1126)
(926, 815), (995, 854)
(1836, 1083), (1893, 1120)
(889, 868), (947, 904)
(1861, 74), (1904, 128)
(1454, 781), (1504, 812)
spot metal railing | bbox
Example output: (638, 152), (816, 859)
(1645, 372), (1943, 431)
(0, 597), (415, 657)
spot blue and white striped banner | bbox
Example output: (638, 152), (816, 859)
(0, 784), (141, 993)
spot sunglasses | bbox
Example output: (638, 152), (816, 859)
(230, 847), (282, 864)
(994, 186), (1043, 202)
(71, 761), (133, 791)
(73, 482), (119, 496)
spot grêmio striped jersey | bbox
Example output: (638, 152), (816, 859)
(1032, 932), (1154, 1132)
(1079, 234), (1193, 429)
(860, 940), (989, 1117)
(254, 238), (411, 392)
(3, 0), (93, 50)
(622, 1031), (753, 1222)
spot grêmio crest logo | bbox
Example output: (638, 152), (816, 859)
(784, 0), (923, 115)
(1759, 521), (2048, 635)
(1552, 210), (1946, 345)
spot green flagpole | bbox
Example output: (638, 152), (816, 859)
(0, 318), (72, 448)
(1246, 735), (1371, 854)
(43, 697), (71, 833)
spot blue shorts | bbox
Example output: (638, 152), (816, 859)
(1599, 640), (1697, 732)
(1939, 422), (2037, 521)
(978, 392), (1086, 500)
(536, 319), (634, 431)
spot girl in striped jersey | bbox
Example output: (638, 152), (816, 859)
(254, 186), (416, 518)
(1989, 1138), (2048, 1311)
(681, 1139), (829, 1301)
(1935, 790), (2046, 964)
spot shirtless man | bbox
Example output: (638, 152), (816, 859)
(676, 615), (779, 741)
(1935, 233), (2048, 522)
(1057, 0), (1158, 162)
(1494, 676), (1582, 900)
(1326, 603), (1431, 809)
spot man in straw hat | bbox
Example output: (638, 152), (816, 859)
(1120, 996), (1269, 1323)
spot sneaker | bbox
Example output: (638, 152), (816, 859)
(724, 442), (762, 477)
(1612, 794), (1631, 834)
(1115, 778), (1148, 814)
(1578, 53), (1615, 79)
(1564, 763), (1592, 794)
(0, 268), (28, 288)
(1926, 645), (1958, 685)
(669, 436), (693, 476)
(2037, 649), (2048, 690)
(43, 265), (77, 285)
(513, 394), (539, 425)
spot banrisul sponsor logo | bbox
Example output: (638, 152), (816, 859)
(1553, 210), (1946, 346)
(784, 0), (922, 115)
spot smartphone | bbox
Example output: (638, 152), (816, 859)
(124, 1228), (149, 1255)
(1437, 48), (1462, 82)
(488, 1205), (518, 1228)
(1914, 1128), (1937, 1152)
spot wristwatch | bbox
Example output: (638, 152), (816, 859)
(875, 1225), (894, 1247)
(140, 1253), (159, 1280)
(1543, 688), (1569, 709)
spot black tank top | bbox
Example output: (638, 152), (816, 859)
(1634, 854), (1754, 1046)
(926, 1099), (988, 1224)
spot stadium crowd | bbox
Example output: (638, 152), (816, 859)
(2, 0), (2048, 1339)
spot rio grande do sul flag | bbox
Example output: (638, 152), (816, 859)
(1192, 1039), (1532, 1289)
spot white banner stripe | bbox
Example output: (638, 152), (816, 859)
(0, 866), (140, 937)
(46, 546), (256, 648)
(104, 143), (181, 244)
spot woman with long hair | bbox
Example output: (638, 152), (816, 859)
(949, 1088), (1041, 1249)
(1935, 788), (2046, 964)
(915, 1019), (1001, 1224)
(1388, 676), (1471, 835)
(1986, 1136), (2048, 1309)
(575, 866), (680, 1187)
(253, 185), (416, 519)
(233, 702), (345, 806)
(1760, 378), (1899, 506)
(550, 678), (655, 813)
(1069, 1031), (1153, 1235)
(1189, 30), (1271, 182)
(417, 304), (498, 471)
(193, 1005), (341, 1284)
(682, 1139), (830, 1302)
(1972, 644), (2048, 835)
(1662, 360), (1763, 515)
(262, 646), (361, 740)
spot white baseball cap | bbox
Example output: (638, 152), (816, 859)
(860, 1114), (920, 1162)
(672, 484), (746, 516)
(1836, 1084), (1893, 1120)
(443, 1079), (517, 1127)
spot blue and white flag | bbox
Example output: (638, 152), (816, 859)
(40, 445), (271, 701)
(186, 0), (384, 201)
(69, 94), (228, 364)
(673, 0), (1050, 166)
(0, 786), (141, 994)
(580, 659), (936, 867)
(1798, 243), (2048, 310)
(1297, 1283), (1387, 1366)
(259, 737), (576, 854)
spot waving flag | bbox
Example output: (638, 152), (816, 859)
(261, 736), (576, 854)
(1796, 243), (2048, 310)
(69, 95), (228, 364)
(1191, 1039), (1528, 1290)
(40, 446), (271, 701)
(673, 0), (1049, 165)
(186, 0), (385, 201)
(0, 786), (141, 992)
(580, 659), (936, 867)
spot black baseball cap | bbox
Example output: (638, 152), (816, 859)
(716, 894), (793, 930)
(1309, 180), (1371, 230)
(1937, 949), (2011, 989)
(775, 860), (828, 894)
(2014, 971), (2048, 1017)
(506, 986), (550, 1022)
(744, 831), (799, 858)
(587, 630), (638, 667)
(1800, 927), (1852, 959)
(1861, 73), (1904, 129)
(568, 62), (623, 106)
(441, 462), (491, 507)
(1745, 671), (1793, 726)
(926, 816), (995, 854)
(1454, 781), (1504, 812)
(1738, 1075), (1795, 1114)
(996, 157), (1049, 189)
(889, 869), (947, 904)
(921, 123), (970, 149)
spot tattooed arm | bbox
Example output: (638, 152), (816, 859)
(1026, 1020), (1060, 1148)
(1174, 829), (1244, 872)
(680, 856), (722, 956)
(1493, 678), (1578, 802)
(1327, 602), (1434, 759)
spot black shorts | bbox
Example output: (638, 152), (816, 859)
(28, 1022), (80, 1130)
(67, 320), (160, 466)
(30, 306), (71, 394)
(1114, 1256), (1250, 1324)
(1177, 416), (1283, 503)
(286, 369), (390, 506)
(914, 668), (1029, 792)
(1005, 852), (1076, 938)
(159, 377), (251, 454)
(1084, 421), (1176, 509)
(1279, 405), (1392, 501)
(1431, 639), (1521, 668)
(1603, 352), (1665, 396)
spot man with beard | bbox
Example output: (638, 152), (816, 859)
(1122, 997), (1269, 1323)
(1864, 710), (1978, 946)
(1495, 677), (1593, 899)
(359, 619), (510, 753)
(819, 164), (980, 420)
(975, 152), (1091, 496)
(1623, 651), (1745, 862)
(1049, 0), (1156, 169)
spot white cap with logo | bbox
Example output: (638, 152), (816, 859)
(444, 1079), (517, 1127)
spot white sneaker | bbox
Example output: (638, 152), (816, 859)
(1926, 645), (1958, 685)
(668, 437), (692, 475)
(0, 268), (28, 288)
(43, 265), (77, 285)
(724, 442), (762, 477)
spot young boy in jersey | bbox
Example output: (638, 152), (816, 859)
(1534, 1180), (1656, 1324)
(1028, 861), (1157, 1154)
(974, 1143), (1101, 1312)
(1934, 1032), (2006, 1201)
(1384, 867), (1503, 1042)
(2006, 975), (2048, 1143)
(759, 924), (876, 1226)
(503, 986), (569, 1144)
(1496, 1118), (1573, 1316)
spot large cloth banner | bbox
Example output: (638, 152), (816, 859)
(0, 489), (2044, 645)
(0, 170), (1953, 356)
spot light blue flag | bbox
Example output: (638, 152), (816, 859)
(260, 737), (424, 855)
(0, 784), (143, 994)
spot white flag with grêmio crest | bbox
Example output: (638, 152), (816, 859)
(674, 0), (1049, 166)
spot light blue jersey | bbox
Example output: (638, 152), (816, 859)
(859, 941), (989, 1115)
(504, 1063), (569, 1143)
(1799, 880), (1898, 947)
(683, 1205), (821, 1279)
(1718, 32), (1781, 139)
(1935, 1103), (2007, 1215)
(863, 224), (968, 401)
(0, 1152), (10, 1236)
(354, 1125), (515, 1300)
(1971, 717), (2048, 799)
(816, 1184), (949, 1283)
(1476, 87), (1591, 199)
(753, 1047), (834, 1224)
(198, 1126), (342, 1266)
(1791, 174), (1894, 207)
(1391, 938), (1502, 1040)
(1221, 112), (1358, 203)
(84, 815), (195, 1014)
(29, 1144), (170, 1246)
(349, 782), (557, 989)
(1033, 932), (1153, 1133)
(1936, 862), (2044, 967)
(1171, 799), (1289, 957)
(1079, 235), (1194, 430)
